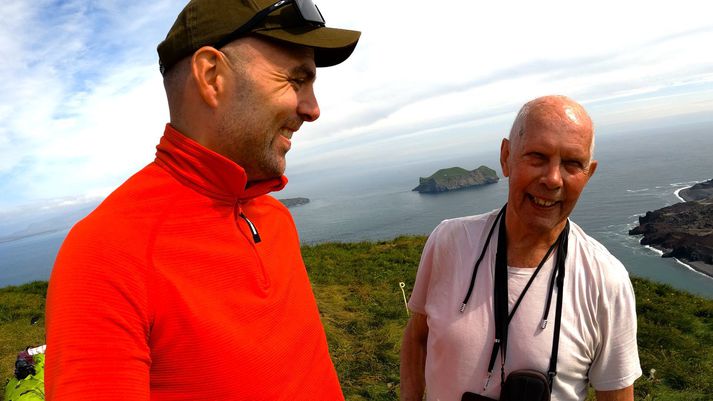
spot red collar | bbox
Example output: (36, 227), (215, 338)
(154, 124), (287, 203)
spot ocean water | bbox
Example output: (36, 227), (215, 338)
(1, 122), (712, 298)
(284, 121), (713, 299)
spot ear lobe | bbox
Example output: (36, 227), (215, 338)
(500, 138), (511, 177)
(191, 46), (224, 109)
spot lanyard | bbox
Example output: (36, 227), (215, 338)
(459, 204), (570, 392)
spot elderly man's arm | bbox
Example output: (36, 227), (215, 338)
(400, 311), (429, 401)
(595, 385), (634, 401)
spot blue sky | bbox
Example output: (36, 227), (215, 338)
(1, 0), (712, 210)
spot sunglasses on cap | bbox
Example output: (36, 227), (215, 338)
(214, 0), (326, 49)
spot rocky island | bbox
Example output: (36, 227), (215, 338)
(278, 197), (310, 208)
(413, 165), (499, 193)
(629, 179), (713, 278)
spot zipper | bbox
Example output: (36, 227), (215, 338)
(239, 212), (262, 243)
(233, 202), (269, 292)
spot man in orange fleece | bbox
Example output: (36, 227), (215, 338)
(45, 1), (360, 399)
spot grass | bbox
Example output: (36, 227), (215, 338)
(303, 236), (425, 400)
(2, 236), (713, 400)
(0, 281), (47, 384)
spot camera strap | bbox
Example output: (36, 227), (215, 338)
(460, 204), (569, 393)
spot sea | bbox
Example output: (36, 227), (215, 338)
(1, 122), (712, 299)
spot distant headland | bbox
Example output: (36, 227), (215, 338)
(629, 179), (713, 278)
(413, 166), (499, 193)
(278, 197), (310, 208)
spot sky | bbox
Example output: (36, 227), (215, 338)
(1, 0), (712, 211)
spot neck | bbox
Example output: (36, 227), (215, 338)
(504, 210), (565, 268)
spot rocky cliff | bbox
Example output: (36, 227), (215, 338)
(413, 166), (499, 193)
(629, 181), (713, 276)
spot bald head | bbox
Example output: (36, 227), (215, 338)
(509, 95), (595, 160)
(499, 95), (598, 248)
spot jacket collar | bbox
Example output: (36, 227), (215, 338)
(154, 124), (287, 203)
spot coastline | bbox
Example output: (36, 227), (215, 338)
(642, 243), (713, 280)
(673, 185), (689, 202)
(631, 179), (713, 280)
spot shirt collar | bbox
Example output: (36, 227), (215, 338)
(154, 124), (287, 202)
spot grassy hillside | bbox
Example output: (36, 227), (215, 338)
(2, 236), (712, 400)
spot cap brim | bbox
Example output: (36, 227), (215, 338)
(253, 26), (360, 67)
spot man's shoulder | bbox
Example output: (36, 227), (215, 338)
(68, 164), (176, 243)
(568, 220), (631, 283)
(428, 209), (499, 246)
(436, 209), (498, 232)
(569, 221), (620, 262)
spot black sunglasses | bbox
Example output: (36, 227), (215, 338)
(214, 0), (325, 49)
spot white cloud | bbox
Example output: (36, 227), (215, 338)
(1, 0), (712, 208)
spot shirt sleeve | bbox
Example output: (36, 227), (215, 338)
(45, 224), (152, 401)
(408, 222), (446, 315)
(588, 264), (642, 391)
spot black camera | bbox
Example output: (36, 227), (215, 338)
(462, 369), (550, 401)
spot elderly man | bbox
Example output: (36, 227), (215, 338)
(400, 96), (641, 401)
(45, 0), (359, 399)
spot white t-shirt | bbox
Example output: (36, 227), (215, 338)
(408, 210), (642, 401)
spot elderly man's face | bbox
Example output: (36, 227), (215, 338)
(501, 106), (597, 239)
(215, 38), (319, 182)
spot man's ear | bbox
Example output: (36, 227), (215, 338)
(500, 138), (511, 178)
(190, 46), (225, 109)
(587, 159), (598, 178)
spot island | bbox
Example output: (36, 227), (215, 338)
(278, 197), (310, 208)
(413, 165), (499, 193)
(629, 179), (713, 278)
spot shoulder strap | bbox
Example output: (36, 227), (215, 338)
(547, 220), (570, 390)
(493, 208), (510, 385)
(460, 206), (506, 312)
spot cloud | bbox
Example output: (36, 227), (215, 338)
(1, 0), (712, 208)
(0, 0), (180, 206)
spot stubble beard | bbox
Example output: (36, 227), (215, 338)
(215, 75), (286, 182)
(216, 113), (285, 181)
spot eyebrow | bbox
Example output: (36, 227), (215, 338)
(290, 64), (316, 82)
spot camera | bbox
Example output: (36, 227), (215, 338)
(462, 369), (550, 401)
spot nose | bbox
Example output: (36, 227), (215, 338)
(541, 160), (563, 189)
(298, 86), (320, 122)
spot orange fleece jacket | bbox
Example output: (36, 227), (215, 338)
(45, 125), (343, 400)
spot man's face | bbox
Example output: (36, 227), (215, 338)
(214, 38), (319, 182)
(500, 107), (597, 239)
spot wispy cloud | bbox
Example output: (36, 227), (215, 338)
(1, 0), (712, 208)
(0, 0), (181, 206)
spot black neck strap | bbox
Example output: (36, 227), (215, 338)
(460, 205), (570, 393)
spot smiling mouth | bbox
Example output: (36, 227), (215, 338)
(530, 194), (558, 207)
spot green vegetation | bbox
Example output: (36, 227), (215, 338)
(2, 237), (712, 400)
(428, 166), (498, 182)
(429, 166), (471, 180)
(303, 236), (426, 400)
(0, 282), (47, 384)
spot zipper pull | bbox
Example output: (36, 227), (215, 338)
(239, 212), (261, 243)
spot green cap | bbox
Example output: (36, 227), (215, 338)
(157, 0), (361, 74)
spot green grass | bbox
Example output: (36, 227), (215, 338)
(2, 237), (713, 400)
(0, 281), (47, 384)
(303, 236), (425, 400)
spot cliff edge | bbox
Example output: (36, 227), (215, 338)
(629, 181), (713, 277)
